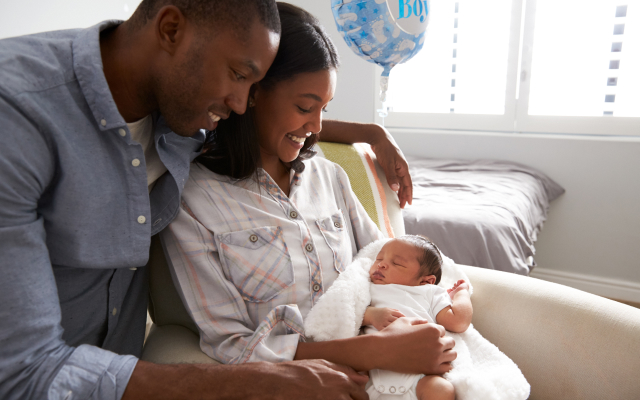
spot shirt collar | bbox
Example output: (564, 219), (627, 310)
(72, 20), (126, 132)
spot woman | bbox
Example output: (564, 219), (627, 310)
(161, 2), (454, 378)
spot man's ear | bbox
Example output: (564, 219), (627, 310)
(250, 84), (259, 101)
(154, 5), (188, 55)
(419, 275), (437, 285)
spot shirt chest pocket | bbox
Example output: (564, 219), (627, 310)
(217, 226), (294, 303)
(316, 210), (353, 273)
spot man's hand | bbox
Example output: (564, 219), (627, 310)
(263, 360), (369, 400)
(372, 318), (456, 376)
(368, 124), (413, 208)
(363, 306), (406, 331)
(123, 359), (369, 400)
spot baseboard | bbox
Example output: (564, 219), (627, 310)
(530, 267), (640, 303)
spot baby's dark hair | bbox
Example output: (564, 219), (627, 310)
(397, 235), (443, 284)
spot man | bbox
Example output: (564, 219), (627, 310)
(0, 1), (455, 399)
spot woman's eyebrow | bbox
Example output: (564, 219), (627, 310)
(299, 93), (323, 102)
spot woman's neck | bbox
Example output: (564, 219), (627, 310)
(260, 152), (291, 196)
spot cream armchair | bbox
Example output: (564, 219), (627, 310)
(142, 143), (640, 400)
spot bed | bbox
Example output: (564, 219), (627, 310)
(402, 156), (565, 275)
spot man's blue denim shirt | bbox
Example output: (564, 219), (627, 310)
(0, 21), (204, 399)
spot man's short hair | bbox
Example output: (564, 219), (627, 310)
(132, 0), (281, 36)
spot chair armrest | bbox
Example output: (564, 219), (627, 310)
(462, 265), (640, 400)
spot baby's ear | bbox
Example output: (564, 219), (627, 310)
(419, 275), (436, 285)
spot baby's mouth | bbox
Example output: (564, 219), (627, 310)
(372, 271), (385, 280)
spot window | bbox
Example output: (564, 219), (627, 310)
(380, 0), (640, 136)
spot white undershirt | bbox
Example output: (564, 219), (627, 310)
(127, 115), (167, 192)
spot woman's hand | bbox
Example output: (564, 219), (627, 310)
(319, 120), (414, 208)
(363, 306), (406, 331)
(372, 318), (457, 375)
(368, 124), (413, 209)
(296, 318), (457, 376)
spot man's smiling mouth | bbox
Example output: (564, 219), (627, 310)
(208, 112), (221, 123)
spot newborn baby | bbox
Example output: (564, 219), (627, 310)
(363, 235), (473, 400)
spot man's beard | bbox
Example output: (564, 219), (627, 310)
(153, 48), (206, 137)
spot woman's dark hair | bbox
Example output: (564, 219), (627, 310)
(196, 2), (340, 179)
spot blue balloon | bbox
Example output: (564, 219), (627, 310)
(332, 0), (430, 108)
(331, 0), (429, 77)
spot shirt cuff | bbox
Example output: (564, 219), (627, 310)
(47, 344), (138, 400)
(242, 305), (304, 364)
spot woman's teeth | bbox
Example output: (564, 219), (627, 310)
(208, 112), (221, 123)
(286, 133), (306, 144)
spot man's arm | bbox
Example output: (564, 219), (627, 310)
(0, 97), (138, 399)
(320, 120), (413, 208)
(123, 359), (368, 400)
(295, 318), (457, 376)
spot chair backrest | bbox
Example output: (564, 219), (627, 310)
(316, 142), (404, 237)
(147, 143), (405, 330)
(147, 234), (199, 332)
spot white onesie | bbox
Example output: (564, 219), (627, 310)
(365, 283), (452, 400)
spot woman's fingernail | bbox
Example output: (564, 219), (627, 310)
(391, 183), (399, 191)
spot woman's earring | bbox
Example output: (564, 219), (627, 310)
(248, 97), (255, 107)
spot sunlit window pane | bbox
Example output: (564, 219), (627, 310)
(386, 0), (512, 115)
(528, 0), (640, 117)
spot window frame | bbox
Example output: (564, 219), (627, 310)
(376, 0), (640, 137)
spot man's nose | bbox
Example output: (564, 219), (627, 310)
(226, 90), (249, 116)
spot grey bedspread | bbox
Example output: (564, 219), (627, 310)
(403, 157), (565, 275)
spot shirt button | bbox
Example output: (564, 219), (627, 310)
(100, 119), (107, 127)
(399, 386), (406, 394)
(249, 234), (258, 243)
(334, 222), (341, 228)
(112, 307), (117, 316)
(137, 216), (146, 224)
(118, 128), (126, 137)
(378, 385), (385, 393)
(389, 386), (396, 394)
(131, 158), (141, 167)
(313, 283), (321, 292)
(289, 210), (298, 219)
(305, 243), (314, 252)
(129, 267), (137, 271)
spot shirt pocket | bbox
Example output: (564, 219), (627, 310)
(316, 210), (352, 273)
(217, 226), (294, 303)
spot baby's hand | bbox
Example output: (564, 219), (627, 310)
(447, 279), (470, 299)
(364, 307), (406, 331)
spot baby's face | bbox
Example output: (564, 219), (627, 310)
(370, 239), (430, 286)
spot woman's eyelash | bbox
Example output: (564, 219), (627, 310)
(322, 107), (328, 113)
(297, 106), (311, 113)
(234, 72), (246, 81)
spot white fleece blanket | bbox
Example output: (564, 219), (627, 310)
(304, 239), (530, 400)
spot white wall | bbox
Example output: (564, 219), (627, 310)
(0, 0), (141, 39)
